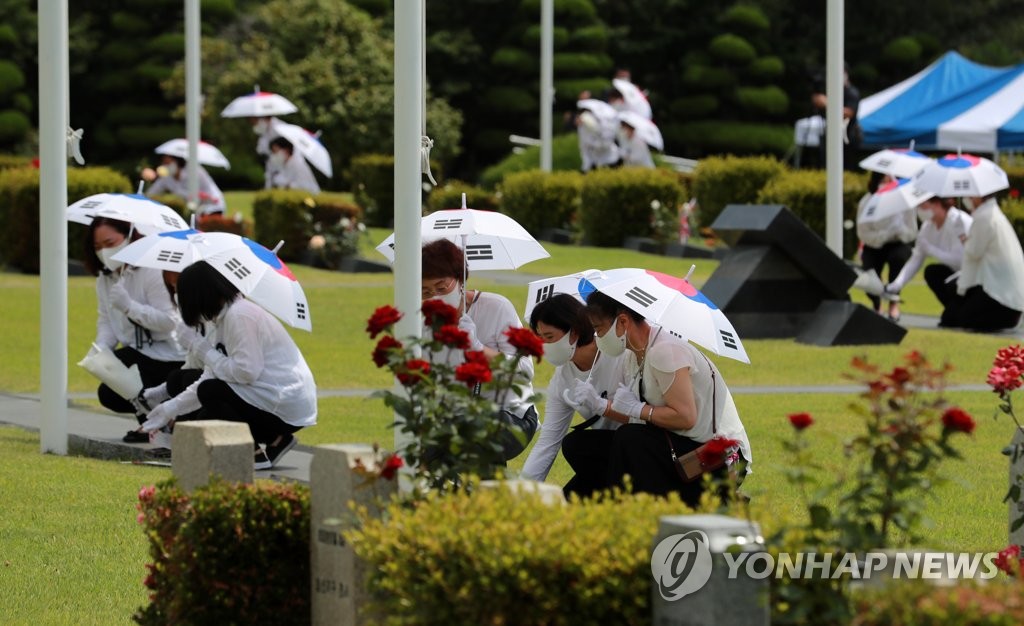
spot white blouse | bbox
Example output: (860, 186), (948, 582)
(958, 199), (1024, 312)
(269, 154), (320, 194)
(146, 165), (226, 215)
(467, 292), (536, 413)
(94, 267), (186, 363)
(888, 207), (973, 292)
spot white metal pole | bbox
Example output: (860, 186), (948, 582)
(185, 0), (201, 211)
(394, 0), (423, 454)
(825, 0), (844, 257)
(539, 0), (553, 172)
(38, 0), (69, 454)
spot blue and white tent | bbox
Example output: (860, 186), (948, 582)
(859, 51), (1024, 153)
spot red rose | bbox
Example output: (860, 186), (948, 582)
(455, 362), (493, 387)
(788, 412), (814, 431)
(1012, 189), (1021, 199)
(505, 327), (544, 360)
(434, 324), (470, 349)
(988, 365), (1023, 394)
(421, 299), (459, 327)
(396, 359), (431, 386)
(888, 367), (911, 385)
(995, 544), (1022, 575)
(697, 437), (740, 465)
(372, 335), (403, 368)
(464, 350), (489, 366)
(380, 454), (404, 480)
(905, 351), (926, 366)
(941, 407), (976, 435)
(366, 305), (402, 338)
(995, 345), (1024, 371)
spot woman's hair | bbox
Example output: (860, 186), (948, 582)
(866, 171), (886, 194)
(83, 217), (135, 276)
(584, 290), (644, 324)
(176, 261), (241, 327)
(529, 293), (595, 347)
(421, 238), (468, 282)
(269, 136), (294, 154)
(922, 196), (956, 210)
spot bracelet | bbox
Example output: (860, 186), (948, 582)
(645, 404), (655, 422)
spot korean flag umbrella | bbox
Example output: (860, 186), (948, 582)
(858, 147), (931, 179)
(67, 193), (188, 234)
(858, 177), (935, 224)
(221, 89), (299, 118)
(270, 119), (333, 177)
(154, 139), (231, 170)
(912, 153), (1009, 198)
(526, 267), (750, 364)
(112, 229), (312, 331)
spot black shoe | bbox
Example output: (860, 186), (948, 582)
(123, 429), (149, 443)
(254, 449), (272, 471)
(265, 434), (297, 468)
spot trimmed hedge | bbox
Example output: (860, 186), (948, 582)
(665, 121), (793, 156)
(426, 181), (499, 213)
(579, 167), (684, 247)
(851, 579), (1024, 625)
(253, 190), (363, 262)
(0, 166), (132, 272)
(735, 85), (789, 116)
(691, 155), (786, 228)
(350, 154), (395, 227)
(480, 134), (583, 188)
(0, 154), (32, 170)
(500, 169), (584, 235)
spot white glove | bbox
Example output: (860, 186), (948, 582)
(143, 383), (170, 407)
(570, 380), (606, 416)
(141, 402), (176, 433)
(108, 282), (134, 312)
(882, 283), (903, 302)
(176, 324), (202, 351)
(458, 314), (485, 351)
(611, 383), (645, 420)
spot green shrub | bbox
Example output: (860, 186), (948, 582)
(719, 4), (770, 31)
(554, 78), (610, 102)
(681, 64), (736, 89)
(479, 134), (582, 188)
(134, 478), (310, 625)
(579, 167), (684, 246)
(666, 121), (794, 156)
(0, 24), (17, 47)
(0, 60), (25, 100)
(0, 166), (132, 272)
(350, 153), (395, 227)
(708, 33), (757, 64)
(98, 41), (140, 66)
(500, 169), (583, 235)
(755, 168), (867, 258)
(11, 92), (32, 114)
(482, 86), (536, 114)
(850, 580), (1024, 625)
(0, 154), (31, 170)
(1001, 164), (1024, 195)
(553, 52), (613, 76)
(747, 56), (785, 80)
(669, 95), (719, 119)
(735, 85), (789, 116)
(253, 189), (363, 261)
(105, 104), (172, 126)
(521, 25), (570, 49)
(0, 109), (30, 145)
(146, 33), (186, 57)
(426, 180), (499, 213)
(346, 485), (695, 626)
(110, 12), (149, 33)
(883, 36), (923, 65)
(149, 194), (188, 220)
(520, 0), (597, 20)
(491, 46), (536, 74)
(691, 155), (786, 228)
(1001, 196), (1024, 242)
(569, 25), (608, 51)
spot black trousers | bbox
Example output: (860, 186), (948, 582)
(924, 264), (958, 308)
(166, 368), (203, 422)
(861, 241), (913, 310)
(940, 285), (1022, 332)
(97, 347), (183, 417)
(561, 428), (616, 499)
(195, 378), (298, 445)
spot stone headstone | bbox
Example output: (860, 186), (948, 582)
(651, 514), (768, 626)
(478, 479), (566, 506)
(1009, 427), (1024, 548)
(310, 444), (398, 626)
(171, 420), (254, 492)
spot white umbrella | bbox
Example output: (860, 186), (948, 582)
(221, 89), (298, 118)
(155, 138), (231, 170)
(612, 78), (653, 120)
(858, 178), (935, 224)
(375, 204), (550, 271)
(619, 110), (664, 151)
(113, 229), (312, 331)
(270, 119), (333, 177)
(527, 267), (750, 364)
(912, 153), (1009, 197)
(67, 193), (188, 234)
(858, 147), (930, 178)
(577, 98), (618, 124)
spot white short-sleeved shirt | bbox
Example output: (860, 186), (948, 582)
(520, 351), (624, 481)
(94, 267), (186, 363)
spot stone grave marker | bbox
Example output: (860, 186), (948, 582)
(172, 420), (254, 492)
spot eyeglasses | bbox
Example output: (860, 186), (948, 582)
(421, 279), (457, 299)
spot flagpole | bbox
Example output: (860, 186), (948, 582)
(539, 0), (553, 172)
(185, 0), (201, 212)
(825, 0), (844, 256)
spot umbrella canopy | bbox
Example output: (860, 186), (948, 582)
(270, 119), (333, 177)
(858, 147), (931, 178)
(619, 110), (664, 151)
(112, 229), (312, 331)
(375, 207), (550, 271)
(67, 193), (188, 234)
(526, 268), (750, 364)
(858, 178), (935, 224)
(155, 139), (231, 170)
(221, 90), (298, 118)
(577, 98), (618, 124)
(612, 78), (653, 120)
(912, 153), (1009, 197)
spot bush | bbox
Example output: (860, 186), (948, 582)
(134, 478), (310, 625)
(0, 60), (25, 100)
(882, 36), (923, 65)
(666, 121), (794, 157)
(491, 46), (536, 74)
(1001, 196), (1024, 242)
(1002, 164), (1024, 195)
(0, 166), (131, 272)
(554, 78), (610, 102)
(426, 180), (499, 213)
(747, 56), (785, 80)
(691, 155), (786, 228)
(479, 134), (582, 188)
(196, 213), (252, 237)
(669, 95), (719, 119)
(735, 86), (789, 116)
(708, 33), (757, 64)
(482, 86), (536, 114)
(756, 168), (867, 258)
(253, 189), (363, 261)
(0, 109), (30, 144)
(850, 580), (1024, 625)
(579, 167), (684, 247)
(346, 485), (695, 626)
(0, 154), (31, 170)
(350, 154), (395, 227)
(552, 52), (613, 76)
(569, 25), (609, 51)
(719, 4), (770, 31)
(681, 64), (736, 89)
(520, 25), (570, 49)
(500, 169), (584, 235)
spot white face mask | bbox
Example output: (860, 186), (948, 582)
(962, 197), (976, 211)
(543, 332), (576, 367)
(269, 151), (287, 167)
(429, 285), (464, 311)
(98, 240), (128, 272)
(594, 320), (626, 357)
(916, 208), (932, 223)
(165, 161), (179, 177)
(253, 119), (270, 134)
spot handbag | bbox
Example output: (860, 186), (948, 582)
(664, 353), (729, 483)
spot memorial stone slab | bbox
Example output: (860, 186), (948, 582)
(171, 421), (254, 492)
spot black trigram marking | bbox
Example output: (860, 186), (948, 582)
(864, 205), (876, 217)
(388, 243), (395, 250)
(156, 250), (184, 264)
(465, 244), (493, 260)
(296, 302), (307, 320)
(224, 257), (251, 279)
(720, 329), (738, 350)
(161, 214), (183, 227)
(624, 286), (657, 308)
(535, 284), (554, 303)
(876, 157), (893, 168)
(78, 199), (103, 210)
(952, 180), (971, 192)
(910, 187), (930, 199)
(668, 329), (684, 339)
(432, 218), (463, 230)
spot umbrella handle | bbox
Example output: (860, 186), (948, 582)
(684, 264), (696, 282)
(583, 349), (600, 384)
(272, 240), (285, 254)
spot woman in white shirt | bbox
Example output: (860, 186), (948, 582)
(267, 137), (321, 194)
(618, 119), (655, 169)
(941, 195), (1024, 331)
(420, 239), (537, 459)
(584, 290), (752, 507)
(140, 261), (317, 470)
(143, 155), (227, 215)
(84, 217), (187, 442)
(857, 172), (917, 321)
(521, 294), (625, 497)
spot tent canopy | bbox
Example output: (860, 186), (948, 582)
(859, 51), (1024, 153)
